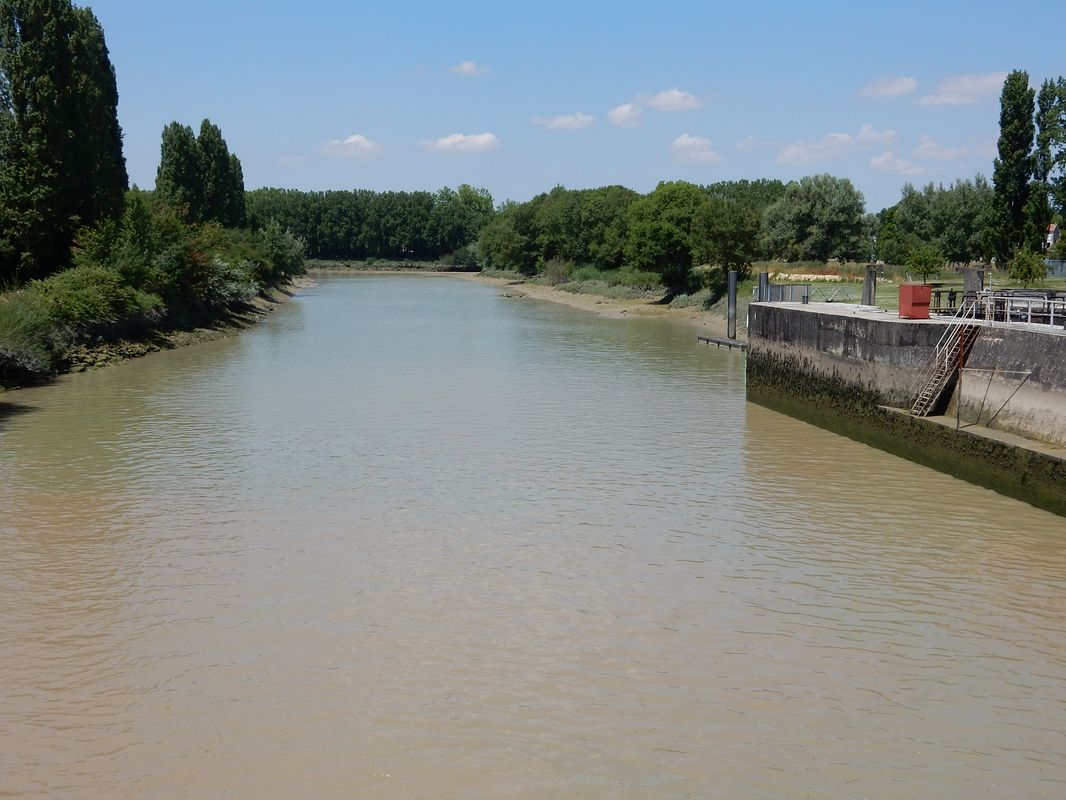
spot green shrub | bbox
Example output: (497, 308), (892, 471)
(259, 221), (307, 281)
(198, 258), (258, 306)
(453, 244), (481, 270)
(0, 292), (65, 376)
(568, 265), (661, 290)
(541, 258), (573, 285)
(208, 226), (269, 273)
(27, 266), (163, 336)
(569, 265), (607, 283)
(905, 244), (945, 283)
(1008, 249), (1048, 287)
(612, 268), (661, 290)
(669, 288), (714, 308)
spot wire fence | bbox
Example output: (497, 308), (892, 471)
(1045, 259), (1066, 278)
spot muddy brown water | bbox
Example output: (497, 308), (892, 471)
(2, 274), (1064, 798)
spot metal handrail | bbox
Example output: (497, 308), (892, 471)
(909, 302), (978, 401)
(974, 294), (1066, 328)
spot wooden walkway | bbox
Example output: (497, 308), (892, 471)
(697, 335), (747, 351)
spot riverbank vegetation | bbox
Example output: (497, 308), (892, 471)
(4, 2), (1066, 387)
(0, 0), (305, 384)
(246, 185), (494, 265)
(0, 190), (305, 381)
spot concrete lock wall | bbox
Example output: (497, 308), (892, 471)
(747, 303), (953, 406)
(746, 302), (1066, 516)
(954, 326), (1066, 448)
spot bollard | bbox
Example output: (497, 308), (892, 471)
(757, 272), (769, 302)
(862, 266), (878, 306)
(727, 270), (737, 339)
(961, 267), (984, 308)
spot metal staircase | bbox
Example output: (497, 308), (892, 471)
(909, 304), (982, 417)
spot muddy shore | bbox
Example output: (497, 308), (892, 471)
(452, 273), (735, 338)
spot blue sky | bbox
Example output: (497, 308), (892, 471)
(87, 0), (1061, 211)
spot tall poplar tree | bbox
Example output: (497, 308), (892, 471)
(68, 6), (126, 224)
(156, 118), (244, 226)
(991, 70), (1036, 262)
(1036, 77), (1066, 219)
(225, 153), (245, 227)
(0, 0), (128, 283)
(1030, 79), (1059, 245)
(198, 119), (232, 224)
(155, 122), (203, 221)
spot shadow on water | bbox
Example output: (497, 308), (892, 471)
(0, 400), (35, 430)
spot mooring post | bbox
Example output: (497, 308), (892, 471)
(862, 265), (878, 306)
(727, 270), (737, 339)
(758, 272), (769, 302)
(961, 267), (985, 308)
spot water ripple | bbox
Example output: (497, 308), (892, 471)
(1, 274), (1065, 798)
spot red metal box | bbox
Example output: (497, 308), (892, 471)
(899, 284), (931, 319)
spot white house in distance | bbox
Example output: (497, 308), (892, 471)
(1048, 223), (1061, 251)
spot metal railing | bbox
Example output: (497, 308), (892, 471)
(809, 284), (858, 303)
(974, 292), (1066, 328)
(752, 283), (860, 304)
(909, 302), (981, 416)
(764, 283), (810, 302)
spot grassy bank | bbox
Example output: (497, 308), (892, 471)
(1, 203), (307, 390)
(0, 276), (303, 391)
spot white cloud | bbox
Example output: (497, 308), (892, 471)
(913, 135), (966, 160)
(777, 124), (895, 165)
(777, 132), (852, 164)
(533, 113), (594, 130)
(918, 72), (1006, 106)
(608, 102), (642, 127)
(857, 123), (896, 144)
(424, 132), (500, 153)
(449, 60), (487, 76)
(870, 150), (925, 175)
(737, 135), (779, 150)
(609, 87), (701, 127)
(639, 87), (702, 111)
(670, 133), (721, 163)
(319, 134), (381, 158)
(858, 76), (918, 97)
(278, 154), (308, 165)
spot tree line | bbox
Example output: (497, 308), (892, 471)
(474, 177), (869, 293)
(156, 119), (246, 227)
(1, 0), (304, 380)
(0, 0), (126, 283)
(244, 185), (494, 263)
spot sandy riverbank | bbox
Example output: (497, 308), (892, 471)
(454, 273), (737, 338)
(305, 266), (738, 335)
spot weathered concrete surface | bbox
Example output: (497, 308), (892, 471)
(952, 325), (1066, 448)
(747, 303), (952, 406)
(747, 302), (1066, 516)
